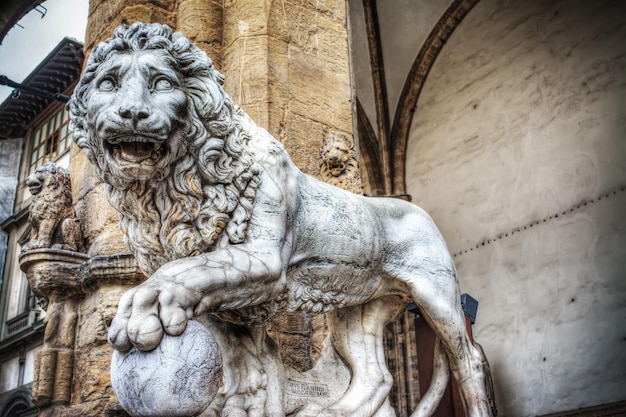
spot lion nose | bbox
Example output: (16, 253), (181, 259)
(119, 103), (149, 121)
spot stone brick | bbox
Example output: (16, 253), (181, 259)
(74, 186), (126, 256)
(223, 36), (270, 107)
(77, 286), (127, 348)
(287, 46), (352, 131)
(282, 111), (332, 177)
(177, 0), (223, 66)
(223, 0), (270, 46)
(70, 147), (98, 203)
(85, 3), (176, 51)
(72, 344), (116, 404)
(268, 0), (349, 61)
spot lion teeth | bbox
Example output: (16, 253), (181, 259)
(112, 141), (162, 164)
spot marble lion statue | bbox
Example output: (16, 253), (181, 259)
(22, 162), (81, 253)
(70, 22), (491, 417)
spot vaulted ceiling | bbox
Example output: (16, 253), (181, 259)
(348, 0), (479, 196)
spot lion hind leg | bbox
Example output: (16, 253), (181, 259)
(410, 338), (449, 417)
(406, 276), (491, 417)
(319, 296), (404, 417)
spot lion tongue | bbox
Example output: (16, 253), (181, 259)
(118, 142), (155, 163)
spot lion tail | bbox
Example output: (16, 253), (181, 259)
(410, 338), (450, 417)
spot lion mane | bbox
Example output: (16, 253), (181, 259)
(69, 23), (271, 275)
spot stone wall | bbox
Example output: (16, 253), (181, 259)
(405, 0), (626, 415)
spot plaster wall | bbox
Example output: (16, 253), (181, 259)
(0, 356), (19, 393)
(405, 0), (626, 415)
(23, 346), (39, 385)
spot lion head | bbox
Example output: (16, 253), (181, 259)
(69, 23), (263, 275)
(319, 133), (363, 195)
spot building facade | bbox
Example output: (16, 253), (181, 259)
(0, 37), (83, 417)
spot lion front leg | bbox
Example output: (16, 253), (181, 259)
(108, 245), (286, 352)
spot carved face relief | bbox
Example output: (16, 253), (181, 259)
(320, 134), (353, 177)
(85, 51), (189, 182)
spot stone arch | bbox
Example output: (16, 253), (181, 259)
(0, 390), (36, 417)
(390, 0), (480, 194)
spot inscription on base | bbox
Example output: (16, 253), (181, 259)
(287, 380), (329, 398)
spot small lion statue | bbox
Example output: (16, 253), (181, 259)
(22, 162), (81, 253)
(319, 133), (363, 195)
(70, 23), (491, 417)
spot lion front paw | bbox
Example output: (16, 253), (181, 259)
(108, 281), (201, 351)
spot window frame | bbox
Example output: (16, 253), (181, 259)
(27, 104), (73, 175)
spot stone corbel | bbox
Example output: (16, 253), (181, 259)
(19, 248), (89, 407)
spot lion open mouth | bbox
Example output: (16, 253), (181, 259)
(26, 178), (43, 195)
(108, 138), (166, 166)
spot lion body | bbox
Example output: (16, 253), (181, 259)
(70, 22), (490, 417)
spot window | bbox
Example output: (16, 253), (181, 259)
(29, 106), (73, 174)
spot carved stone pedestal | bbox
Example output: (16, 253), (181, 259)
(19, 249), (89, 408)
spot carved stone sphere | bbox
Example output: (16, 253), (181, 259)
(111, 320), (222, 417)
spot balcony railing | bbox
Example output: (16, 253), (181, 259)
(6, 310), (40, 337)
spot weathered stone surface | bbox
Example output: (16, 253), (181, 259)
(73, 345), (116, 404)
(85, 3), (176, 50)
(223, 35), (270, 108)
(77, 287), (126, 348)
(287, 47), (352, 130)
(268, 313), (312, 371)
(281, 111), (341, 177)
(19, 249), (88, 409)
(222, 0), (269, 45)
(112, 320), (222, 417)
(74, 186), (127, 256)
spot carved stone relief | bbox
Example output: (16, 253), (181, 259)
(319, 133), (364, 195)
(69, 22), (492, 417)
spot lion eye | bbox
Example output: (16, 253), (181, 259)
(98, 78), (116, 92)
(153, 78), (173, 92)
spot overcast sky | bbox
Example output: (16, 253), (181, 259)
(0, 0), (88, 102)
